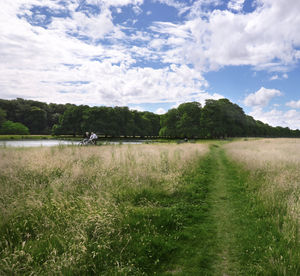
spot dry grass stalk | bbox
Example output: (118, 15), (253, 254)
(0, 143), (208, 218)
(0, 143), (208, 273)
(224, 138), (300, 224)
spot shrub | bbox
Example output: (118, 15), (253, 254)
(0, 120), (30, 135)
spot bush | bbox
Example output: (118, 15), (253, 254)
(0, 120), (30, 135)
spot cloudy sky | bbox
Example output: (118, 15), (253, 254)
(1, 0), (300, 129)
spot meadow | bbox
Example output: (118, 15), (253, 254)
(224, 138), (300, 226)
(0, 139), (300, 275)
(224, 138), (300, 274)
(0, 143), (209, 275)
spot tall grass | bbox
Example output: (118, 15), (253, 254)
(224, 138), (300, 220)
(0, 144), (208, 275)
(224, 138), (300, 274)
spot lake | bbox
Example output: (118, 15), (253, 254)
(0, 140), (148, 148)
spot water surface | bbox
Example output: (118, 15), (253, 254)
(0, 140), (76, 148)
(0, 140), (150, 148)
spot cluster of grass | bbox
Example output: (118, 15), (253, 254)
(0, 135), (54, 140)
(0, 143), (209, 275)
(224, 139), (300, 274)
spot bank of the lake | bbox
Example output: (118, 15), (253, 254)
(0, 135), (54, 140)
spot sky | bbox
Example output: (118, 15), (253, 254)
(0, 0), (300, 129)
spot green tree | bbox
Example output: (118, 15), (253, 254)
(48, 103), (68, 129)
(23, 106), (48, 134)
(159, 108), (179, 138)
(0, 107), (6, 126)
(0, 121), (29, 135)
(112, 107), (135, 137)
(58, 105), (88, 136)
(82, 106), (111, 137)
(201, 99), (247, 138)
(142, 112), (161, 137)
(176, 102), (202, 138)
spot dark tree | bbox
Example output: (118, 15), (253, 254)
(176, 102), (202, 138)
(201, 99), (247, 138)
(23, 106), (48, 134)
(55, 105), (89, 136)
(0, 108), (6, 126)
(159, 108), (179, 138)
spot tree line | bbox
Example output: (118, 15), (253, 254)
(160, 99), (300, 138)
(0, 98), (299, 138)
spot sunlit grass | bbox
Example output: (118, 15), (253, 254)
(0, 143), (208, 274)
(224, 138), (300, 273)
(224, 138), (300, 220)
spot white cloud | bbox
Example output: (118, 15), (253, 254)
(244, 87), (282, 107)
(132, 5), (143, 15)
(99, 0), (144, 7)
(269, 73), (289, 81)
(151, 0), (300, 71)
(155, 108), (166, 114)
(286, 100), (300, 109)
(130, 106), (145, 112)
(228, 0), (245, 11)
(269, 75), (279, 81)
(250, 107), (300, 129)
(2, 0), (213, 107)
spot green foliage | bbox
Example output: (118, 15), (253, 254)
(0, 120), (29, 135)
(23, 106), (47, 134)
(201, 99), (247, 138)
(177, 102), (202, 138)
(56, 105), (161, 138)
(0, 97), (299, 137)
(0, 107), (6, 126)
(0, 98), (67, 135)
(142, 111), (161, 137)
(159, 108), (179, 137)
(57, 105), (89, 136)
(160, 98), (300, 139)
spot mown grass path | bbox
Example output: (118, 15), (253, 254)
(164, 144), (245, 275)
(209, 145), (241, 276)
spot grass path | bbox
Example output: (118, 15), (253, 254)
(209, 145), (241, 276)
(162, 144), (245, 275)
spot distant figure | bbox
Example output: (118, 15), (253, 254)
(89, 132), (98, 145)
(83, 132), (90, 143)
(184, 137), (188, 142)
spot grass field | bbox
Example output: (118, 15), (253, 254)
(224, 138), (300, 224)
(224, 138), (300, 274)
(0, 143), (209, 274)
(0, 140), (299, 275)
